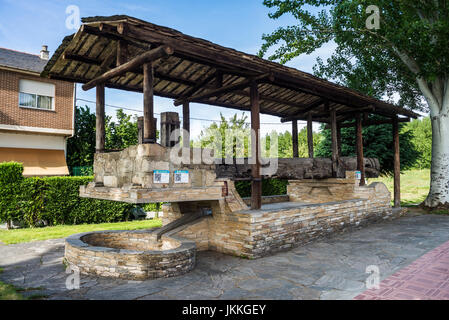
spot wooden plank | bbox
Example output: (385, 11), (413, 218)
(96, 84), (105, 152)
(356, 113), (366, 186)
(250, 81), (262, 210)
(393, 115), (401, 207)
(82, 45), (173, 91)
(307, 113), (314, 158)
(143, 62), (156, 143)
(292, 120), (299, 158)
(183, 102), (190, 148)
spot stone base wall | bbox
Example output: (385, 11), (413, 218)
(287, 171), (387, 203)
(167, 181), (401, 259)
(64, 231), (196, 280)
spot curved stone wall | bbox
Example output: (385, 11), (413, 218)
(64, 230), (196, 280)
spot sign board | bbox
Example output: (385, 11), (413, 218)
(153, 170), (170, 184)
(355, 171), (362, 180)
(174, 170), (189, 184)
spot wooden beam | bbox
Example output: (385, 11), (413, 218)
(325, 117), (410, 129)
(393, 115), (401, 207)
(280, 99), (325, 122)
(62, 52), (100, 65)
(183, 102), (190, 148)
(96, 84), (105, 152)
(307, 113), (314, 158)
(82, 45), (174, 91)
(337, 123), (342, 156)
(234, 90), (309, 112)
(250, 81), (262, 210)
(143, 62), (156, 143)
(174, 73), (272, 106)
(330, 105), (339, 178)
(292, 120), (299, 158)
(356, 113), (366, 186)
(116, 40), (128, 66)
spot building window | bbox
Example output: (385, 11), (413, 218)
(18, 79), (55, 110)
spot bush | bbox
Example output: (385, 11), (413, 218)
(0, 162), (134, 228)
(235, 179), (288, 198)
(0, 162), (24, 225)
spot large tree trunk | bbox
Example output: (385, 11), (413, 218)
(424, 112), (449, 208)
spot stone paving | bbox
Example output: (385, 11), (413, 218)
(1, 213), (449, 300)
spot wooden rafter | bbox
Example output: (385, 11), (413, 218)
(82, 45), (174, 91)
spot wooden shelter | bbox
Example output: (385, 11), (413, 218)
(42, 15), (419, 209)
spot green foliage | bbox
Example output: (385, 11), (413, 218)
(315, 118), (419, 174)
(196, 113), (250, 158)
(105, 109), (139, 150)
(0, 165), (133, 228)
(260, 1), (449, 112)
(235, 179), (288, 198)
(275, 128), (323, 158)
(404, 117), (432, 169)
(67, 106), (96, 169)
(0, 162), (24, 224)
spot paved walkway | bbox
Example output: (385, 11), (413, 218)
(1, 214), (449, 300)
(355, 238), (449, 300)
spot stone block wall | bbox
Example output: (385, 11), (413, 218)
(167, 180), (401, 259)
(65, 230), (196, 280)
(287, 171), (383, 203)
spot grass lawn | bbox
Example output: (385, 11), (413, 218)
(0, 219), (162, 245)
(368, 169), (430, 207)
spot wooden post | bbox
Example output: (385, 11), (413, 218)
(337, 123), (342, 156)
(250, 81), (262, 210)
(330, 107), (339, 177)
(393, 115), (401, 207)
(307, 113), (314, 158)
(356, 113), (366, 186)
(143, 62), (156, 143)
(292, 120), (299, 158)
(96, 84), (105, 152)
(183, 102), (190, 148)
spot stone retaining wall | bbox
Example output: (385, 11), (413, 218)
(166, 180), (402, 259)
(64, 230), (196, 280)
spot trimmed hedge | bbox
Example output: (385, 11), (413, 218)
(235, 179), (288, 198)
(0, 162), (24, 225)
(0, 162), (133, 227)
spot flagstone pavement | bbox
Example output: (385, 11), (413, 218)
(1, 213), (449, 300)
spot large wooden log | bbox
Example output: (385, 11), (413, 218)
(215, 157), (380, 180)
(250, 81), (262, 210)
(393, 116), (401, 207)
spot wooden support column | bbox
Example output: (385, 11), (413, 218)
(95, 84), (105, 152)
(250, 81), (262, 210)
(307, 113), (314, 158)
(337, 124), (342, 156)
(143, 62), (156, 143)
(183, 102), (190, 148)
(292, 120), (299, 158)
(116, 40), (128, 66)
(393, 115), (401, 207)
(330, 107), (339, 177)
(356, 113), (366, 186)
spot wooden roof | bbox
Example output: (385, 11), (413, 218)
(42, 15), (419, 122)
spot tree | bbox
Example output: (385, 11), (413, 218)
(315, 120), (418, 174)
(259, 1), (449, 208)
(404, 117), (432, 169)
(105, 109), (138, 150)
(196, 113), (250, 158)
(67, 107), (141, 171)
(275, 128), (323, 158)
(66, 105), (96, 168)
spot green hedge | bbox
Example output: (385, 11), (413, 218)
(235, 179), (288, 198)
(0, 162), (133, 227)
(0, 162), (24, 225)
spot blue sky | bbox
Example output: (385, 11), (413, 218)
(0, 0), (335, 138)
